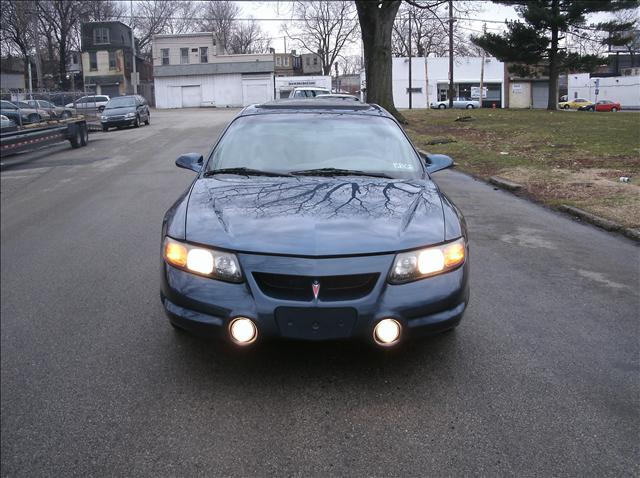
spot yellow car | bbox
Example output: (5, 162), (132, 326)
(558, 98), (594, 110)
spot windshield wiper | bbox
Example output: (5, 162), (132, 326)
(203, 167), (292, 177)
(290, 168), (393, 179)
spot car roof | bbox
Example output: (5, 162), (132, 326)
(240, 99), (392, 118)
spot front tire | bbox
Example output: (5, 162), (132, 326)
(563, 104), (570, 110)
(466, 104), (474, 109)
(438, 104), (446, 109)
(144, 114), (150, 126)
(133, 116), (140, 128)
(611, 107), (617, 112)
(102, 125), (109, 132)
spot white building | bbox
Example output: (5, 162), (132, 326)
(152, 32), (275, 108)
(568, 73), (640, 109)
(392, 56), (505, 108)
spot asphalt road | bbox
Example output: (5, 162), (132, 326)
(1, 109), (638, 477)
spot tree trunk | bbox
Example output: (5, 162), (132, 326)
(356, 1), (405, 123)
(59, 35), (69, 90)
(547, 0), (559, 110)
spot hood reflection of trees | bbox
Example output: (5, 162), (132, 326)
(204, 178), (438, 221)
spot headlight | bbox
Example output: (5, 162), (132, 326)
(163, 237), (243, 283)
(101, 115), (107, 120)
(125, 112), (135, 118)
(388, 237), (466, 284)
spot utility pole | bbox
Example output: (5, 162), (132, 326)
(478, 23), (486, 108)
(130, 0), (137, 94)
(408, 9), (412, 109)
(448, 0), (454, 108)
(27, 59), (33, 100)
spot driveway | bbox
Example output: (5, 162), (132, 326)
(1, 108), (638, 477)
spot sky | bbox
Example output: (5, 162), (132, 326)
(234, 0), (630, 56)
(235, 0), (523, 54)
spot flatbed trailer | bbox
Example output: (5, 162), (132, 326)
(0, 117), (90, 156)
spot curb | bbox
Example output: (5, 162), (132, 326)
(482, 174), (638, 243)
(558, 205), (639, 242)
(489, 176), (522, 191)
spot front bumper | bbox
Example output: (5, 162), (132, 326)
(160, 251), (469, 344)
(101, 117), (136, 127)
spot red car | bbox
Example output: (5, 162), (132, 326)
(579, 100), (621, 112)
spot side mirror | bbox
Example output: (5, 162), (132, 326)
(421, 152), (454, 174)
(176, 153), (203, 172)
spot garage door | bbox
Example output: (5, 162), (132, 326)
(101, 84), (120, 97)
(242, 77), (272, 106)
(181, 86), (202, 108)
(532, 83), (549, 109)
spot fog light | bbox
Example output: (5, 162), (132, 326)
(374, 318), (402, 346)
(229, 317), (257, 345)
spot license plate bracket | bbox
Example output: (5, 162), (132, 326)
(275, 307), (357, 340)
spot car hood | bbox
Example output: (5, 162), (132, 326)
(185, 176), (446, 256)
(102, 107), (135, 116)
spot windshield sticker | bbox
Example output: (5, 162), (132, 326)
(393, 162), (415, 170)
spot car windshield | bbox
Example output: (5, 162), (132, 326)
(207, 114), (423, 179)
(106, 97), (135, 109)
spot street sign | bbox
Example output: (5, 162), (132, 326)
(595, 89), (599, 95)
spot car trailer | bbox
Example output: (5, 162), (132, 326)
(0, 118), (89, 156)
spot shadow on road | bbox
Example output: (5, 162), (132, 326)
(163, 328), (460, 383)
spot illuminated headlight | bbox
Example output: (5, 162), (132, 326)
(388, 237), (466, 284)
(100, 115), (107, 120)
(125, 112), (136, 118)
(163, 237), (243, 283)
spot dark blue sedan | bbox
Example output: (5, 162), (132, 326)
(161, 100), (469, 347)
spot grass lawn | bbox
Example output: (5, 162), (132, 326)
(403, 108), (640, 230)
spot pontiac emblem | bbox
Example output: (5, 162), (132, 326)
(312, 280), (321, 300)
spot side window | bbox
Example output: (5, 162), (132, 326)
(108, 51), (117, 70)
(294, 91), (303, 98)
(98, 96), (109, 102)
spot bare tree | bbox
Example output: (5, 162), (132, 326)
(199, 0), (240, 54)
(338, 54), (362, 75)
(81, 0), (125, 22)
(283, 1), (359, 76)
(228, 18), (268, 54)
(166, 0), (201, 35)
(1, 0), (36, 63)
(37, 0), (87, 90)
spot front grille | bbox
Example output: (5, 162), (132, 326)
(108, 115), (125, 121)
(253, 272), (379, 302)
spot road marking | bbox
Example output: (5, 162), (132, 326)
(576, 269), (629, 290)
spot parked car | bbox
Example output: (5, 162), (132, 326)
(1, 114), (18, 133)
(558, 98), (593, 109)
(65, 95), (110, 112)
(25, 100), (75, 119)
(0, 100), (48, 124)
(430, 97), (480, 109)
(100, 95), (150, 131)
(13, 101), (51, 120)
(316, 93), (360, 101)
(289, 87), (331, 98)
(578, 100), (621, 112)
(161, 100), (469, 347)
